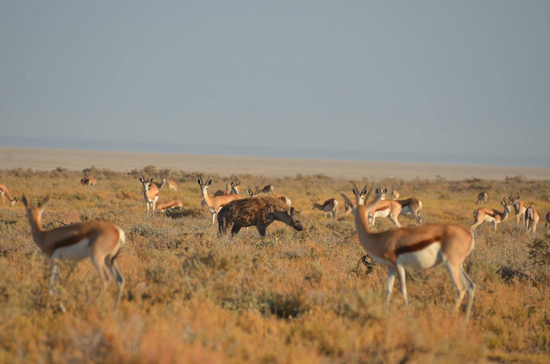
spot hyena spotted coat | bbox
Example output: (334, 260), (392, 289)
(218, 197), (304, 237)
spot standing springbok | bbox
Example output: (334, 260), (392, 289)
(140, 176), (160, 214)
(509, 195), (527, 225)
(162, 179), (178, 191)
(198, 175), (242, 224)
(368, 188), (402, 228)
(311, 196), (339, 220)
(344, 184), (368, 215)
(476, 192), (488, 205)
(525, 205), (540, 234)
(342, 188), (475, 321)
(0, 182), (18, 205)
(214, 178), (241, 196)
(156, 199), (184, 213)
(471, 198), (512, 231)
(80, 177), (96, 187)
(395, 197), (423, 224)
(22, 195), (125, 312)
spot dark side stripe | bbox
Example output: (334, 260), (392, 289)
(395, 236), (441, 256)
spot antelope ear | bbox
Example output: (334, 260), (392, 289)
(140, 177), (144, 183)
(207, 179), (212, 186)
(39, 195), (51, 208)
(288, 206), (295, 216)
(197, 178), (201, 185)
(149, 177), (154, 183)
(22, 194), (29, 208)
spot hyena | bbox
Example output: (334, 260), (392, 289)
(218, 197), (303, 237)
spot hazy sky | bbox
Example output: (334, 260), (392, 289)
(1, 1), (549, 166)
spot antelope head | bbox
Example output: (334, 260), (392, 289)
(197, 175), (212, 196)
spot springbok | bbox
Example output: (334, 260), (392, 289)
(509, 195), (527, 225)
(476, 192), (488, 205)
(247, 187), (290, 206)
(311, 196), (339, 220)
(395, 197), (423, 224)
(139, 176), (160, 214)
(342, 187), (475, 321)
(344, 184), (368, 215)
(368, 188), (402, 228)
(214, 178), (241, 196)
(391, 188), (400, 200)
(198, 175), (242, 224)
(0, 183), (18, 205)
(80, 177), (96, 187)
(525, 205), (539, 234)
(162, 179), (178, 191)
(156, 199), (184, 213)
(22, 195), (125, 312)
(260, 185), (275, 194)
(471, 198), (512, 231)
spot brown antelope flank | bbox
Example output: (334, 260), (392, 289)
(155, 199), (184, 213)
(22, 195), (125, 312)
(368, 188), (403, 228)
(344, 184), (368, 215)
(471, 198), (512, 231)
(476, 192), (488, 205)
(80, 176), (96, 187)
(310, 196), (339, 220)
(0, 182), (18, 205)
(525, 205), (539, 234)
(218, 196), (303, 237)
(162, 178), (178, 191)
(509, 195), (527, 225)
(198, 175), (242, 224)
(139, 175), (160, 214)
(214, 178), (241, 196)
(342, 188), (475, 321)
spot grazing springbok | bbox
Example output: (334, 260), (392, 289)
(342, 187), (475, 322)
(509, 195), (527, 225)
(22, 195), (125, 312)
(260, 184), (275, 194)
(344, 184), (368, 215)
(155, 199), (184, 213)
(525, 205), (539, 234)
(218, 197), (303, 237)
(162, 179), (178, 191)
(198, 175), (242, 224)
(214, 178), (241, 196)
(0, 182), (18, 206)
(368, 188), (402, 228)
(471, 198), (512, 231)
(476, 192), (488, 205)
(311, 196), (339, 220)
(139, 176), (160, 214)
(80, 177), (96, 187)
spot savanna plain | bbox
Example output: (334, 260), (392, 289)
(1, 166), (549, 363)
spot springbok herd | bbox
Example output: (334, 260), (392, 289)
(0, 175), (548, 321)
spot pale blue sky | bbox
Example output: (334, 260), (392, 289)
(1, 1), (549, 166)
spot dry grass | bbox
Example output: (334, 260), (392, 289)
(0, 168), (549, 363)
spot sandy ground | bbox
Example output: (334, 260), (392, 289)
(0, 147), (548, 180)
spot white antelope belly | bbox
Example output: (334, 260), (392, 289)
(396, 243), (442, 269)
(52, 239), (90, 261)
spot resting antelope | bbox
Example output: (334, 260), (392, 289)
(22, 195), (125, 312)
(368, 188), (402, 228)
(342, 188), (475, 321)
(260, 184), (274, 194)
(509, 195), (527, 225)
(80, 177), (96, 187)
(162, 179), (178, 191)
(471, 198), (511, 231)
(344, 184), (368, 215)
(139, 176), (160, 214)
(311, 196), (339, 220)
(0, 182), (18, 205)
(198, 175), (242, 224)
(476, 192), (488, 205)
(214, 179), (241, 196)
(525, 205), (539, 234)
(248, 187), (290, 206)
(156, 199), (183, 213)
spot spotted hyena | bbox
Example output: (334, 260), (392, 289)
(218, 197), (303, 237)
